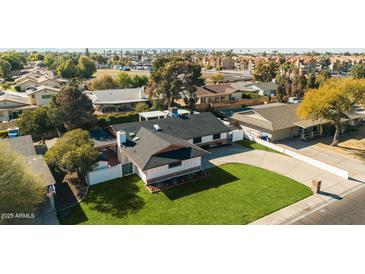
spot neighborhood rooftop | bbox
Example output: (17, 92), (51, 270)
(122, 127), (208, 170)
(87, 88), (148, 105)
(111, 112), (232, 140)
(0, 135), (55, 187)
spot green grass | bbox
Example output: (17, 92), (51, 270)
(236, 139), (280, 154)
(59, 163), (312, 225)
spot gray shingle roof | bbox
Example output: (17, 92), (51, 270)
(0, 135), (55, 186)
(87, 88), (148, 105)
(111, 112), (231, 140)
(232, 104), (300, 131)
(123, 127), (207, 170)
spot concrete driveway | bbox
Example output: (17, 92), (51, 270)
(204, 144), (361, 194)
(278, 139), (365, 183)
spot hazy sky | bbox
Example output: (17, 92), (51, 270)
(0, 48), (364, 53)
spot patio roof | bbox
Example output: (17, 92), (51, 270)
(139, 110), (167, 119)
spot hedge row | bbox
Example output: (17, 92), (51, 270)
(96, 112), (139, 127)
(0, 129), (8, 138)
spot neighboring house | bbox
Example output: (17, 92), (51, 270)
(15, 76), (62, 92)
(86, 87), (149, 112)
(87, 112), (233, 186)
(241, 82), (278, 97)
(25, 85), (61, 106)
(0, 135), (56, 212)
(0, 91), (36, 122)
(195, 84), (242, 104)
(231, 103), (363, 142)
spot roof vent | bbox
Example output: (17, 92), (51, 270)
(153, 124), (162, 131)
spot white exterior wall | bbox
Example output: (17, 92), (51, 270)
(201, 135), (213, 143)
(144, 157), (201, 183)
(32, 90), (58, 106)
(19, 81), (38, 91)
(87, 164), (123, 185)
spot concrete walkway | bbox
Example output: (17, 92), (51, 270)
(205, 144), (364, 225)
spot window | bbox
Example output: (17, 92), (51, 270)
(168, 161), (182, 169)
(42, 95), (53, 99)
(193, 137), (202, 144)
(213, 133), (221, 140)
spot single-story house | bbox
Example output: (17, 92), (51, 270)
(15, 76), (62, 92)
(0, 91), (36, 122)
(25, 85), (61, 106)
(195, 84), (243, 104)
(117, 127), (208, 185)
(0, 135), (56, 212)
(86, 87), (149, 113)
(239, 82), (278, 97)
(231, 103), (362, 142)
(87, 112), (233, 186)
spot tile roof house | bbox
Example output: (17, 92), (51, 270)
(25, 85), (61, 106)
(86, 87), (149, 113)
(231, 103), (362, 141)
(195, 84), (243, 104)
(15, 75), (62, 92)
(0, 91), (37, 122)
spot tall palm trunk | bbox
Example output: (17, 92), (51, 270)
(331, 121), (341, 146)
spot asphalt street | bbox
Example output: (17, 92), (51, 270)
(294, 185), (365, 225)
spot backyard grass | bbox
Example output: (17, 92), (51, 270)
(236, 139), (280, 154)
(59, 163), (312, 225)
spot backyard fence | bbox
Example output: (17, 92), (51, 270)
(244, 133), (349, 179)
(86, 164), (123, 185)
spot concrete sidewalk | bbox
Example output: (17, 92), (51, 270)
(205, 145), (364, 225)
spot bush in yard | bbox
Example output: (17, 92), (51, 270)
(0, 142), (45, 224)
(135, 102), (149, 113)
(45, 129), (98, 178)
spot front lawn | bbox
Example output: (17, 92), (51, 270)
(59, 163), (312, 225)
(236, 139), (280, 154)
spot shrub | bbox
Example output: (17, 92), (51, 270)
(96, 112), (139, 126)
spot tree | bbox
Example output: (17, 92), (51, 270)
(85, 48), (90, 57)
(209, 73), (224, 83)
(315, 69), (332, 86)
(18, 107), (54, 143)
(135, 102), (149, 112)
(0, 59), (12, 79)
(149, 56), (204, 109)
(253, 61), (278, 82)
(90, 75), (118, 90)
(0, 51), (25, 71)
(306, 73), (318, 90)
(350, 64), (365, 79)
(48, 85), (95, 131)
(0, 142), (45, 224)
(116, 72), (133, 88)
(45, 129), (98, 177)
(77, 55), (96, 79)
(297, 78), (365, 146)
(57, 59), (77, 79)
(131, 74), (148, 87)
